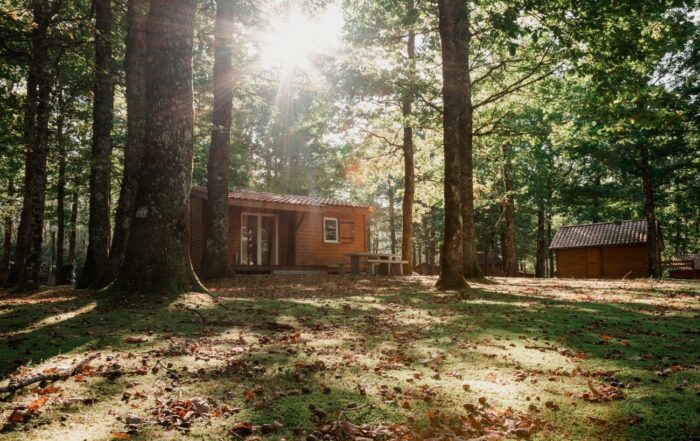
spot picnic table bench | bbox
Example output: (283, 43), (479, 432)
(343, 252), (408, 276)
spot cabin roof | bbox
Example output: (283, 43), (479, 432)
(550, 219), (650, 250)
(191, 186), (369, 209)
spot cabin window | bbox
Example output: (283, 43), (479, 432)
(323, 217), (339, 243)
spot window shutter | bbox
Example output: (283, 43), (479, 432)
(340, 220), (354, 243)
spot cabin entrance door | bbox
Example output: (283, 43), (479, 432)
(241, 213), (278, 266)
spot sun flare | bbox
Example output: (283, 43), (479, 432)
(259, 5), (343, 72)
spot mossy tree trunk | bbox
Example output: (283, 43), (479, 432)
(435, 0), (468, 290)
(201, 0), (234, 280)
(112, 0), (205, 294)
(94, 0), (148, 289)
(79, 0), (113, 288)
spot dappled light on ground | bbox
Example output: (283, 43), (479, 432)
(0, 276), (698, 440)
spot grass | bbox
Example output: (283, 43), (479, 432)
(0, 276), (698, 440)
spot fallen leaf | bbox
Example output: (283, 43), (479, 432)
(243, 389), (255, 401)
(27, 396), (48, 412)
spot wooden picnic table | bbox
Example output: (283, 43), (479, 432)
(343, 252), (406, 275)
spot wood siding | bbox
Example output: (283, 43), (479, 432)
(555, 244), (649, 278)
(189, 194), (369, 273)
(294, 208), (368, 267)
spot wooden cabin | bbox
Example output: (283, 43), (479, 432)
(668, 253), (700, 279)
(550, 220), (663, 279)
(189, 187), (371, 274)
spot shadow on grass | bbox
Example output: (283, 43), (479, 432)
(0, 276), (697, 440)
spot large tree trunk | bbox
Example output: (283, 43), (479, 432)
(7, 34), (39, 287)
(401, 28), (415, 276)
(55, 89), (66, 284)
(387, 181), (397, 254)
(435, 0), (468, 290)
(93, 0), (148, 289)
(535, 201), (546, 278)
(502, 144), (517, 277)
(639, 142), (661, 277)
(460, 6), (482, 280)
(13, 1), (52, 291)
(112, 0), (205, 294)
(201, 0), (234, 280)
(79, 0), (114, 288)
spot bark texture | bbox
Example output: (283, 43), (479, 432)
(502, 144), (517, 277)
(459, 5), (482, 280)
(79, 0), (113, 288)
(639, 142), (661, 277)
(112, 0), (205, 294)
(435, 0), (468, 290)
(201, 0), (234, 280)
(401, 28), (415, 276)
(93, 0), (148, 289)
(7, 35), (38, 287)
(12, 1), (52, 291)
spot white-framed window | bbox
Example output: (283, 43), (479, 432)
(323, 217), (339, 243)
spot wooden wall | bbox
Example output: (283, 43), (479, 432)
(294, 207), (368, 267)
(190, 194), (370, 272)
(555, 244), (649, 278)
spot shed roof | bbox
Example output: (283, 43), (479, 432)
(191, 186), (369, 209)
(670, 253), (700, 270)
(550, 220), (650, 250)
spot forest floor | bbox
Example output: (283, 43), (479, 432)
(0, 276), (698, 441)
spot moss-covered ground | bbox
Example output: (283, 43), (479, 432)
(0, 276), (698, 440)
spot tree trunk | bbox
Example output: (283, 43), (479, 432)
(201, 0), (234, 280)
(55, 89), (66, 284)
(13, 1), (52, 291)
(535, 201), (546, 278)
(639, 142), (661, 277)
(93, 0), (148, 289)
(546, 210), (554, 277)
(400, 28), (415, 276)
(435, 0), (468, 290)
(502, 144), (517, 277)
(387, 181), (397, 254)
(2, 216), (11, 272)
(7, 30), (39, 287)
(79, 0), (114, 288)
(112, 0), (205, 294)
(460, 6), (482, 280)
(68, 189), (78, 266)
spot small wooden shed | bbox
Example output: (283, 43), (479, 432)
(669, 253), (700, 279)
(550, 220), (663, 279)
(189, 187), (371, 274)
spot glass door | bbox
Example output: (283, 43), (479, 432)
(241, 213), (277, 266)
